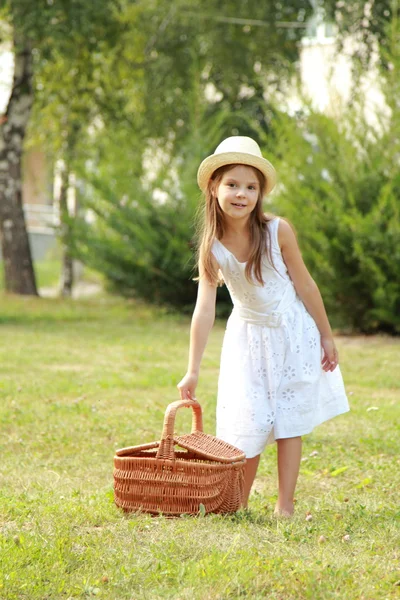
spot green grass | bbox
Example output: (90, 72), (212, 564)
(0, 294), (399, 599)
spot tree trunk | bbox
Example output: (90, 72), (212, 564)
(0, 37), (37, 295)
(59, 164), (74, 297)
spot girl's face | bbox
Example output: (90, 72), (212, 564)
(214, 165), (260, 222)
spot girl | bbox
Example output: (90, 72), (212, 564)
(177, 136), (349, 516)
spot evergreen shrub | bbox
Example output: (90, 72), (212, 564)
(267, 109), (400, 333)
(73, 130), (233, 315)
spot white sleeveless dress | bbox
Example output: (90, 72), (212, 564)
(212, 217), (349, 458)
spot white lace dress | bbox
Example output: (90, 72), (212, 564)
(212, 217), (349, 458)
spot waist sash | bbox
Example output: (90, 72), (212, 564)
(232, 282), (298, 350)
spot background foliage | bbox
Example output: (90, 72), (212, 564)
(267, 108), (400, 334)
(72, 90), (400, 332)
(67, 0), (313, 314)
(2, 0), (399, 332)
(266, 14), (400, 334)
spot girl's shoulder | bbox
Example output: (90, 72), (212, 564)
(265, 215), (295, 250)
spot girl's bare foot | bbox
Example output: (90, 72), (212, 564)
(274, 502), (294, 518)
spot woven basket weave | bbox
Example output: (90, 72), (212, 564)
(113, 399), (246, 516)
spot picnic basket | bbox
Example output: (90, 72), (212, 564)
(113, 398), (246, 516)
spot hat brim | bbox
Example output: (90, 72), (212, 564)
(197, 151), (277, 195)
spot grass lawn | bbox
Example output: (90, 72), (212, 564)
(0, 293), (399, 599)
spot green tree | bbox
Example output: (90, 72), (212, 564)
(69, 0), (316, 307)
(0, 0), (121, 294)
(324, 0), (400, 73)
(127, 0), (314, 145)
(29, 20), (129, 295)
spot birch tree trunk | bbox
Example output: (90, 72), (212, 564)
(0, 38), (37, 295)
(59, 164), (74, 297)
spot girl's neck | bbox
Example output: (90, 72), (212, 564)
(222, 217), (250, 241)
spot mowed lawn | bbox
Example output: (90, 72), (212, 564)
(0, 294), (399, 600)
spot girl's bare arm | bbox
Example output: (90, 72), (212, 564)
(177, 260), (218, 399)
(278, 218), (338, 371)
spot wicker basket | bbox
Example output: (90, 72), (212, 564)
(113, 399), (246, 516)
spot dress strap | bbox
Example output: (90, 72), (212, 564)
(211, 239), (226, 266)
(267, 217), (281, 253)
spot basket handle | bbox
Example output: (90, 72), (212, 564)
(156, 399), (203, 460)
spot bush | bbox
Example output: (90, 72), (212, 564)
(74, 181), (197, 311)
(72, 123), (233, 314)
(266, 107), (400, 333)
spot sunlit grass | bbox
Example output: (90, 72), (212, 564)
(0, 293), (399, 599)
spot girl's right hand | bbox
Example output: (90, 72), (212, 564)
(177, 373), (198, 400)
(321, 336), (339, 372)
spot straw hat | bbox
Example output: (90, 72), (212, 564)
(197, 136), (277, 195)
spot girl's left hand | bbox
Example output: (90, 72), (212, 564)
(321, 336), (339, 372)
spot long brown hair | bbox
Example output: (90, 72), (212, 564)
(195, 163), (275, 285)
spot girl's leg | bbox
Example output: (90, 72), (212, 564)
(275, 436), (302, 516)
(242, 454), (260, 508)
